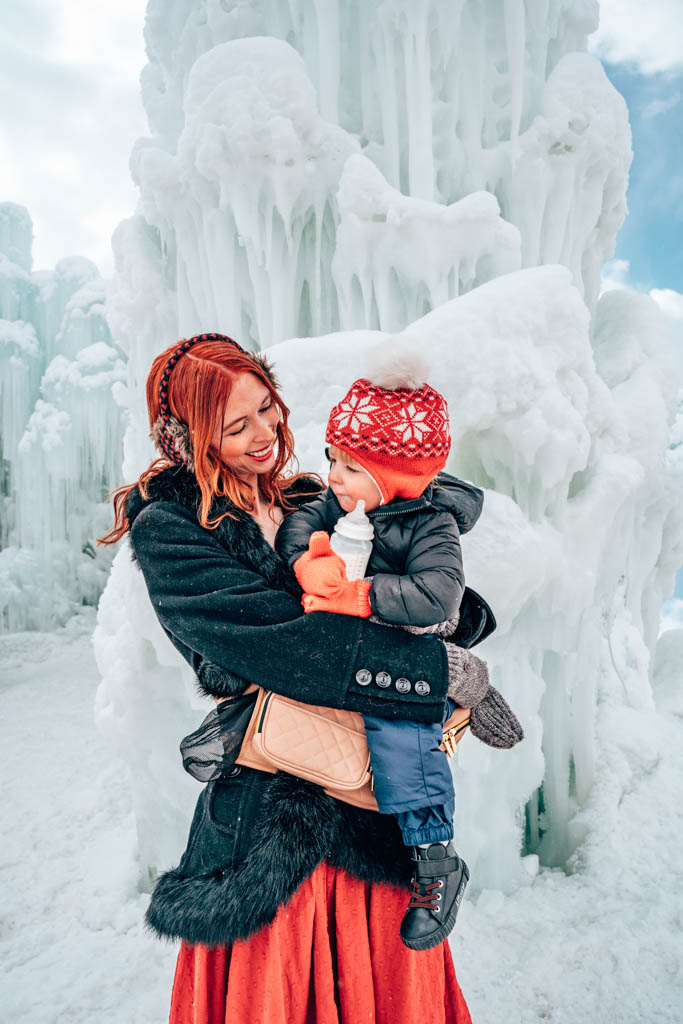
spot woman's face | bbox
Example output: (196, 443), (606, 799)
(210, 372), (280, 480)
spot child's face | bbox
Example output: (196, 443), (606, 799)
(327, 448), (382, 512)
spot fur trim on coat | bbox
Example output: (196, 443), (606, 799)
(146, 773), (411, 947)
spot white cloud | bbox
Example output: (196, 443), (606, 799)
(0, 1), (148, 276)
(650, 288), (683, 320)
(652, 290), (683, 379)
(590, 0), (683, 74)
(599, 258), (634, 293)
(660, 597), (683, 634)
(641, 93), (682, 119)
(600, 262), (683, 379)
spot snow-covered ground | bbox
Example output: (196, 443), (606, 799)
(3, 612), (682, 1023)
(454, 687), (683, 1022)
(1, 611), (176, 1024)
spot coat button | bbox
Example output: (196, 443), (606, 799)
(225, 765), (241, 777)
(375, 671), (392, 688)
(395, 678), (411, 693)
(415, 680), (431, 696)
(356, 669), (372, 686)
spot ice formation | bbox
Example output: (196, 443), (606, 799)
(94, 1), (682, 890)
(0, 204), (126, 633)
(137, 0), (624, 321)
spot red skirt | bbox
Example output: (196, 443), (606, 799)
(169, 861), (471, 1024)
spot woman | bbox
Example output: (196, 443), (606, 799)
(101, 332), (479, 1024)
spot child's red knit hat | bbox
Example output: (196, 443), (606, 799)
(325, 340), (451, 505)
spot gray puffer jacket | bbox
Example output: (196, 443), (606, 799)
(275, 472), (484, 628)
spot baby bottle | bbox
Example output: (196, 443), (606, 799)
(330, 500), (374, 581)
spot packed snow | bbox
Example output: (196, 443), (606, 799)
(0, 613), (176, 1023)
(2, 616), (682, 1022)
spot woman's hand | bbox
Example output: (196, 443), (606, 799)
(469, 687), (524, 748)
(443, 641), (523, 748)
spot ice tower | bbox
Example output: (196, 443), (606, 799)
(95, 1), (683, 889)
(0, 203), (126, 632)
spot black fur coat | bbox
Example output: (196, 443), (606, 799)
(126, 465), (452, 947)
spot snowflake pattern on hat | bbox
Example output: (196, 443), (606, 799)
(396, 402), (432, 443)
(331, 393), (381, 433)
(327, 376), (450, 463)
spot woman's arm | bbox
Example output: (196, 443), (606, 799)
(130, 502), (449, 723)
(275, 492), (331, 567)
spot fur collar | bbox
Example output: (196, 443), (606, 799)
(126, 464), (321, 601)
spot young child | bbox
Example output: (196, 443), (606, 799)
(275, 342), (523, 951)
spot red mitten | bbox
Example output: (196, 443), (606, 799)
(303, 581), (372, 618)
(293, 531), (348, 598)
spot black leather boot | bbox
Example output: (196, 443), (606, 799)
(400, 842), (469, 951)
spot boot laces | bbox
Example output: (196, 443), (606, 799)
(408, 878), (442, 911)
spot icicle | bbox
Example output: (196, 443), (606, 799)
(333, 155), (521, 330)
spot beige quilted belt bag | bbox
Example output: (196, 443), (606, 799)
(236, 686), (471, 812)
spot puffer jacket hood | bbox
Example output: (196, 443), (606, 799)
(419, 472), (483, 535)
(357, 471), (483, 536)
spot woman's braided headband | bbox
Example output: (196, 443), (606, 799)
(150, 332), (276, 471)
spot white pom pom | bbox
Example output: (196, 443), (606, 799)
(365, 336), (432, 391)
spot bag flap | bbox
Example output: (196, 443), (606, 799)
(257, 693), (371, 790)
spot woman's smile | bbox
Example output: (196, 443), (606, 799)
(246, 443), (275, 461)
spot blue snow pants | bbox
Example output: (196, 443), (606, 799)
(362, 697), (456, 846)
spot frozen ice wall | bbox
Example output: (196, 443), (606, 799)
(0, 204), (127, 633)
(134, 0), (621, 338)
(131, 19), (531, 349)
(96, 1), (683, 889)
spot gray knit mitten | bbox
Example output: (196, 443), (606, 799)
(443, 641), (523, 750)
(368, 615), (524, 750)
(444, 643), (491, 707)
(469, 687), (524, 749)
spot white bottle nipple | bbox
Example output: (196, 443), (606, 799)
(335, 500), (374, 541)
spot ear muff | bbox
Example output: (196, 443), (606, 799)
(151, 333), (278, 469)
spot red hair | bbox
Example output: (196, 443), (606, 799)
(98, 338), (317, 545)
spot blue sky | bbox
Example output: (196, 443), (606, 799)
(592, 0), (683, 297)
(588, 0), (683, 393)
(602, 62), (683, 293)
